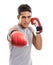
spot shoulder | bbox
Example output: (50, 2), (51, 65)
(28, 26), (34, 33)
(8, 25), (18, 36)
(9, 25), (18, 31)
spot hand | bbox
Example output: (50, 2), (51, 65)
(10, 31), (28, 47)
(31, 17), (42, 34)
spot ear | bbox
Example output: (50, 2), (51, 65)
(17, 15), (20, 19)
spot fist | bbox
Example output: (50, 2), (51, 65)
(31, 17), (42, 33)
(11, 31), (28, 47)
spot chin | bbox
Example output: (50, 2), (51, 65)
(24, 25), (28, 28)
(23, 26), (28, 28)
(20, 24), (29, 28)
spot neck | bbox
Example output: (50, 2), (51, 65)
(18, 23), (26, 29)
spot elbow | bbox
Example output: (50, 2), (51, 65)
(35, 42), (42, 50)
(36, 46), (42, 50)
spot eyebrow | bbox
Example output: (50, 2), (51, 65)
(21, 16), (31, 18)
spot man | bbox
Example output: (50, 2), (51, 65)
(7, 4), (42, 65)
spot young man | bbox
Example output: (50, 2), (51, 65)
(7, 4), (42, 65)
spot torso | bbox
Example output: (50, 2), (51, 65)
(9, 25), (33, 65)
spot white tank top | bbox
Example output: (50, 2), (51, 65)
(8, 25), (33, 65)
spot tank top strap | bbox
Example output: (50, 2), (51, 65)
(28, 27), (34, 34)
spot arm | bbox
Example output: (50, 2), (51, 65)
(7, 27), (18, 42)
(32, 33), (42, 50)
(31, 17), (43, 50)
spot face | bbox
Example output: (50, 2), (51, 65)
(17, 11), (32, 28)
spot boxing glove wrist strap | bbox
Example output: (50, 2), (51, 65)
(9, 30), (17, 36)
(36, 26), (42, 34)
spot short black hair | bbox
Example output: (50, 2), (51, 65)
(18, 4), (32, 15)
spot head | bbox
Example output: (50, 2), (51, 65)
(17, 4), (32, 28)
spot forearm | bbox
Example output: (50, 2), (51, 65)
(35, 34), (42, 50)
(31, 17), (43, 50)
(7, 27), (18, 42)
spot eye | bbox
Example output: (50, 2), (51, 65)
(28, 16), (31, 18)
(22, 16), (26, 18)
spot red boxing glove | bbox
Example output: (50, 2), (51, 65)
(31, 17), (42, 34)
(11, 31), (28, 47)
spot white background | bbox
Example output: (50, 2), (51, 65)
(0, 0), (53, 65)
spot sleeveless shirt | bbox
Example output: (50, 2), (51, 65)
(8, 25), (33, 65)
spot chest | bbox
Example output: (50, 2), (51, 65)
(17, 27), (33, 44)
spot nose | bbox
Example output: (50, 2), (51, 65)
(25, 17), (29, 22)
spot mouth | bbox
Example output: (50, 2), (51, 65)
(24, 22), (29, 25)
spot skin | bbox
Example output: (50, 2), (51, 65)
(17, 11), (32, 28)
(7, 11), (42, 50)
